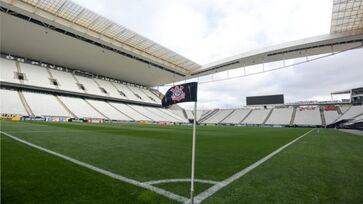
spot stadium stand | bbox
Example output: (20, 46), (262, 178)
(1, 58), (161, 105)
(48, 69), (84, 93)
(185, 110), (194, 120)
(0, 58), (21, 84)
(293, 108), (322, 126)
(74, 75), (108, 96)
(128, 86), (156, 104)
(0, 89), (28, 116)
(94, 78), (124, 99)
(202, 109), (234, 124)
(158, 108), (188, 123)
(22, 91), (71, 117)
(108, 102), (150, 121)
(338, 105), (363, 120)
(58, 96), (105, 119)
(86, 99), (131, 121)
(242, 109), (271, 125)
(265, 107), (293, 125)
(112, 83), (144, 102)
(220, 109), (251, 124)
(323, 109), (340, 125)
(170, 109), (187, 120)
(19, 63), (56, 89)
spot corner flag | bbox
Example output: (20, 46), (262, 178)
(161, 82), (198, 204)
(161, 82), (198, 107)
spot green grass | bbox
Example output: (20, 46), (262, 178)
(1, 121), (363, 203)
(0, 135), (174, 204)
(205, 129), (363, 204)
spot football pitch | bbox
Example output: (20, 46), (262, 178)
(1, 121), (363, 203)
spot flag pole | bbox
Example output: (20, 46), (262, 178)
(190, 101), (197, 204)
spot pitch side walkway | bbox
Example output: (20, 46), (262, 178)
(339, 129), (363, 137)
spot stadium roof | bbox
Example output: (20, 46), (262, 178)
(331, 0), (363, 33)
(1, 0), (363, 86)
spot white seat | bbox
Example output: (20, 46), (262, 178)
(221, 109), (251, 124)
(243, 109), (270, 124)
(294, 108), (321, 125)
(109, 103), (151, 121)
(0, 58), (21, 84)
(203, 109), (234, 124)
(22, 91), (71, 117)
(58, 96), (104, 119)
(86, 99), (131, 121)
(265, 108), (293, 125)
(0, 89), (28, 115)
(20, 63), (54, 89)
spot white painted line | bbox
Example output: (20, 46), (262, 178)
(186, 128), (315, 204)
(5, 130), (87, 133)
(144, 178), (219, 185)
(0, 131), (188, 203)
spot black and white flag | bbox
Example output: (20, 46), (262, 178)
(161, 82), (198, 107)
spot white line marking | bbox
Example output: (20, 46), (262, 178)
(0, 131), (188, 203)
(5, 130), (87, 133)
(186, 128), (315, 204)
(144, 178), (219, 185)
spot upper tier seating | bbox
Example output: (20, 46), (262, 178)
(338, 105), (363, 120)
(86, 99), (132, 121)
(20, 63), (55, 89)
(22, 91), (71, 117)
(0, 89), (28, 115)
(143, 89), (161, 103)
(202, 109), (234, 124)
(0, 58), (161, 105)
(58, 96), (105, 119)
(265, 108), (293, 125)
(94, 79), (127, 99)
(128, 86), (156, 104)
(324, 110), (340, 125)
(112, 82), (143, 102)
(294, 108), (321, 126)
(1, 58), (19, 84)
(74, 75), (108, 96)
(220, 109), (251, 124)
(243, 109), (270, 125)
(49, 69), (84, 93)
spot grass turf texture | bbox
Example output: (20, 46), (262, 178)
(1, 135), (173, 204)
(1, 121), (363, 203)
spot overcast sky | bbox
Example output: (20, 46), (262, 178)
(73, 0), (363, 109)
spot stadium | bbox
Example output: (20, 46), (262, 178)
(1, 0), (363, 203)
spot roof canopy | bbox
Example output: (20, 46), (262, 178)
(1, 0), (362, 86)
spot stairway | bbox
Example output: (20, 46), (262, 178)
(320, 108), (326, 126)
(199, 109), (219, 123)
(336, 106), (342, 115)
(54, 95), (77, 118)
(219, 109), (235, 124)
(84, 99), (109, 120)
(289, 107), (297, 126)
(17, 90), (34, 117)
(240, 109), (253, 124)
(108, 102), (135, 121)
(262, 108), (274, 125)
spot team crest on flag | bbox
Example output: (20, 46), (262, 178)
(161, 82), (198, 107)
(171, 85), (185, 102)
